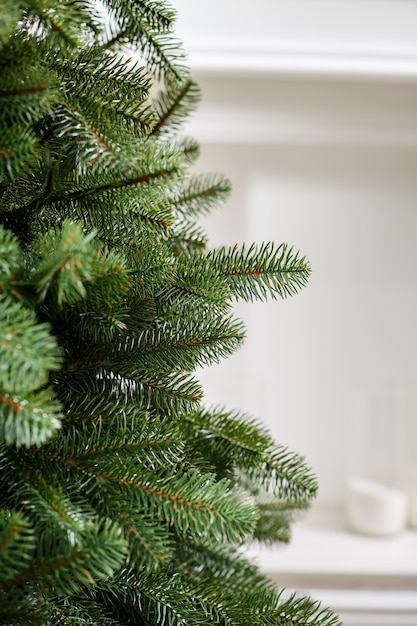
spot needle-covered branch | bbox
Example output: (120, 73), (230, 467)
(0, 1), (339, 624)
(208, 242), (311, 302)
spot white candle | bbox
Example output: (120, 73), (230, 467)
(346, 478), (407, 536)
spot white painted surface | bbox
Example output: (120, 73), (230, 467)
(184, 78), (417, 146)
(172, 2), (417, 609)
(194, 137), (417, 505)
(310, 590), (417, 626)
(247, 504), (417, 577)
(174, 0), (417, 79)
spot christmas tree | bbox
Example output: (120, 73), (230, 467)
(0, 2), (340, 624)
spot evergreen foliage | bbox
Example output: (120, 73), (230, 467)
(0, 1), (340, 624)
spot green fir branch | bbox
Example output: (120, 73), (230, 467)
(0, 121), (40, 181)
(101, 0), (186, 83)
(7, 475), (97, 548)
(170, 172), (232, 219)
(20, 1), (100, 51)
(159, 255), (231, 313)
(94, 566), (261, 626)
(55, 146), (183, 203)
(152, 78), (201, 136)
(52, 418), (186, 469)
(32, 445), (258, 546)
(170, 136), (200, 165)
(182, 407), (318, 508)
(32, 221), (101, 306)
(263, 591), (343, 626)
(0, 386), (63, 448)
(48, 191), (174, 255)
(181, 406), (275, 482)
(208, 242), (311, 302)
(0, 293), (61, 393)
(48, 596), (120, 626)
(183, 407), (274, 456)
(0, 521), (128, 597)
(253, 506), (293, 544)
(244, 445), (319, 507)
(50, 103), (115, 175)
(139, 28), (188, 84)
(0, 589), (49, 626)
(167, 221), (208, 257)
(93, 568), (202, 626)
(0, 224), (22, 275)
(0, 511), (36, 583)
(58, 365), (202, 414)
(107, 506), (174, 572)
(102, 0), (176, 38)
(0, 44), (56, 126)
(51, 597), (120, 626)
(56, 48), (156, 139)
(107, 315), (245, 372)
(0, 1), (336, 624)
(95, 565), (341, 626)
(173, 541), (277, 599)
(128, 368), (202, 413)
(0, 0), (21, 44)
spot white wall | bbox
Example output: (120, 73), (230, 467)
(173, 1), (417, 505)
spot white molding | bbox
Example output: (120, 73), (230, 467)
(186, 42), (417, 82)
(175, 0), (417, 82)
(311, 590), (417, 626)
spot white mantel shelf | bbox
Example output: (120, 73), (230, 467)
(246, 505), (417, 625)
(247, 504), (417, 590)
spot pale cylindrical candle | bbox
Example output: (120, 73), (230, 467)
(346, 478), (407, 536)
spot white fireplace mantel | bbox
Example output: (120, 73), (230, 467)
(247, 504), (417, 625)
(174, 0), (417, 82)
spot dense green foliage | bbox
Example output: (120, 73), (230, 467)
(0, 1), (339, 624)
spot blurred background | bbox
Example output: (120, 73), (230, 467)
(173, 0), (417, 504)
(172, 3), (417, 622)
